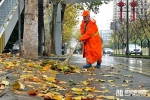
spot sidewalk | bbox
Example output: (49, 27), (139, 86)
(0, 54), (150, 100)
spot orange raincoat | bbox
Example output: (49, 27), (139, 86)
(79, 18), (102, 64)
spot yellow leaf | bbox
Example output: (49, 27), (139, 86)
(84, 87), (93, 92)
(51, 91), (61, 95)
(26, 62), (35, 67)
(64, 97), (72, 100)
(49, 70), (58, 75)
(12, 81), (25, 90)
(73, 91), (84, 95)
(19, 82), (25, 90)
(46, 77), (55, 82)
(88, 78), (95, 81)
(102, 89), (108, 93)
(98, 79), (106, 82)
(52, 95), (63, 100)
(42, 65), (50, 71)
(104, 96), (117, 99)
(108, 80), (115, 82)
(73, 96), (86, 100)
(65, 90), (72, 100)
(48, 83), (57, 88)
(1, 81), (9, 86)
(71, 88), (82, 92)
(82, 81), (89, 85)
(96, 95), (104, 99)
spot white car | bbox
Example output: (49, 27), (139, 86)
(103, 48), (114, 54)
(124, 44), (142, 55)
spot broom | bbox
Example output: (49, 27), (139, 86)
(62, 41), (80, 65)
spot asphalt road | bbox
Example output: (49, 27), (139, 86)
(0, 54), (150, 100)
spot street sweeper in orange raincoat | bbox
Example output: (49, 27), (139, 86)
(79, 10), (102, 68)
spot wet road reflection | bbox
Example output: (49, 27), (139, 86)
(102, 54), (150, 75)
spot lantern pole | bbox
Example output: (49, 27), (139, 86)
(126, 0), (129, 56)
(129, 0), (137, 21)
(117, 0), (125, 22)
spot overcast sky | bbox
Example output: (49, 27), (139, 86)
(78, 1), (113, 30)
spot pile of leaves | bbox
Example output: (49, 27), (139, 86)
(0, 53), (82, 99)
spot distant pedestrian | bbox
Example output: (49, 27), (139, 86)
(78, 10), (103, 68)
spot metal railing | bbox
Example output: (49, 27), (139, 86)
(0, 0), (18, 35)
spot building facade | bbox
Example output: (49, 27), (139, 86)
(100, 30), (113, 43)
(136, 0), (149, 18)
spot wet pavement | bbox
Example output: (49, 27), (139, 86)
(68, 54), (150, 100)
(0, 54), (150, 100)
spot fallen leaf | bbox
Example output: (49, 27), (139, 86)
(29, 76), (43, 82)
(46, 77), (55, 82)
(84, 87), (96, 92)
(98, 79), (106, 82)
(26, 62), (35, 67)
(71, 88), (83, 92)
(43, 92), (55, 99)
(11, 81), (19, 90)
(96, 95), (104, 99)
(42, 65), (50, 71)
(0, 84), (5, 90)
(82, 81), (90, 85)
(102, 75), (113, 77)
(52, 95), (63, 100)
(28, 89), (37, 96)
(1, 81), (9, 86)
(103, 96), (117, 99)
(73, 96), (86, 100)
(108, 80), (115, 82)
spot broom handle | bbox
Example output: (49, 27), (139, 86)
(63, 42), (80, 64)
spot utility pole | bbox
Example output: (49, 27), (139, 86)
(18, 0), (21, 55)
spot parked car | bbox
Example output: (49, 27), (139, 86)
(103, 48), (114, 54)
(124, 44), (142, 55)
(11, 39), (23, 54)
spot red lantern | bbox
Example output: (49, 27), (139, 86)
(117, 0), (126, 21)
(129, 0), (137, 21)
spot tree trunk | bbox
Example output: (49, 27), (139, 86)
(51, 0), (60, 54)
(43, 0), (51, 56)
(22, 0), (38, 59)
